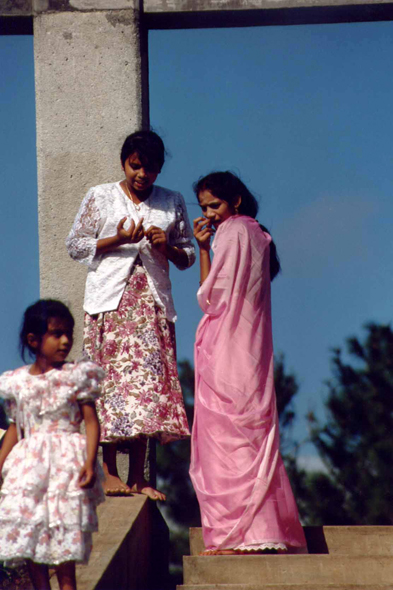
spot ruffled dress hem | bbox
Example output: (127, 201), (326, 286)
(233, 542), (287, 552)
(101, 429), (190, 445)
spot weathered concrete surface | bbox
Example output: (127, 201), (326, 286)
(34, 9), (144, 355)
(0, 0), (137, 15)
(0, 0), (32, 16)
(50, 495), (169, 590)
(143, 0), (393, 10)
(304, 525), (393, 556)
(183, 554), (393, 585)
(190, 525), (393, 556)
(70, 0), (138, 10)
(185, 526), (393, 590)
(1, 0), (393, 17)
(179, 585), (393, 590)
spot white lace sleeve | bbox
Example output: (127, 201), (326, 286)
(169, 193), (196, 270)
(66, 188), (101, 268)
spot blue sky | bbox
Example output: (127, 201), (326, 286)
(1, 22), (393, 455)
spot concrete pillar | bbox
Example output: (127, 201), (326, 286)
(34, 5), (146, 354)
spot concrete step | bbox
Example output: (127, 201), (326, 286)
(189, 526), (393, 556)
(49, 494), (169, 590)
(178, 586), (393, 590)
(182, 555), (393, 586)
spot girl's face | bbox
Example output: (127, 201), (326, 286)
(29, 317), (73, 368)
(198, 190), (238, 228)
(123, 152), (160, 196)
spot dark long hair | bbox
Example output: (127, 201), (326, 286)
(194, 171), (281, 281)
(120, 130), (166, 171)
(19, 299), (74, 361)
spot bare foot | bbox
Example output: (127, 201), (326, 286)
(129, 483), (166, 501)
(103, 474), (133, 496)
(199, 549), (240, 556)
(102, 443), (133, 496)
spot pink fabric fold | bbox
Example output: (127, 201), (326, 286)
(190, 215), (306, 552)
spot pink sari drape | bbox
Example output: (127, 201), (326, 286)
(190, 215), (306, 552)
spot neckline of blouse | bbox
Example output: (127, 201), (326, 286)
(117, 181), (155, 209)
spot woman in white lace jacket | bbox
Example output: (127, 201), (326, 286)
(66, 130), (195, 499)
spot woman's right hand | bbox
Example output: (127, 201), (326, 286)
(96, 217), (144, 255)
(194, 217), (214, 251)
(117, 217), (144, 244)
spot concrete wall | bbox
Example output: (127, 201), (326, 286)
(33, 7), (146, 354)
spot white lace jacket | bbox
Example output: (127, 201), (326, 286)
(66, 182), (195, 320)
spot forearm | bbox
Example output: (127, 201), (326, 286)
(164, 245), (189, 268)
(96, 235), (122, 255)
(199, 249), (211, 284)
(0, 424), (18, 474)
(82, 404), (100, 467)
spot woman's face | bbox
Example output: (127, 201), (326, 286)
(123, 152), (160, 196)
(198, 190), (236, 228)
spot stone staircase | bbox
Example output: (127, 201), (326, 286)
(178, 526), (393, 590)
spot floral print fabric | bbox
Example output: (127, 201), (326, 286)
(84, 262), (190, 444)
(0, 361), (105, 566)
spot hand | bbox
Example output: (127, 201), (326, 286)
(117, 217), (144, 245)
(193, 217), (214, 251)
(144, 225), (168, 254)
(78, 462), (96, 489)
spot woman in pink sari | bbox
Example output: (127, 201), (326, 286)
(190, 171), (306, 555)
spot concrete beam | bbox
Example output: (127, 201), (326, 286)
(144, 0), (393, 11)
(0, 0), (31, 16)
(1, 0), (393, 23)
(144, 4), (393, 28)
(0, 0), (138, 15)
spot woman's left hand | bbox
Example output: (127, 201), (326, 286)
(145, 225), (167, 254)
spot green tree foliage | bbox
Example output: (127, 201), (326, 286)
(156, 360), (200, 577)
(297, 323), (393, 525)
(274, 352), (299, 456)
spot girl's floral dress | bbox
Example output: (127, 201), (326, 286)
(0, 361), (105, 566)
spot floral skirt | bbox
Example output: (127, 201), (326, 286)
(84, 262), (190, 444)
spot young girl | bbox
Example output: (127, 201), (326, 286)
(190, 171), (307, 555)
(0, 299), (104, 590)
(66, 130), (194, 499)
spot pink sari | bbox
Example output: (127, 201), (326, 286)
(190, 215), (306, 552)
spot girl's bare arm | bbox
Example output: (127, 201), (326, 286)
(0, 423), (18, 476)
(78, 402), (100, 488)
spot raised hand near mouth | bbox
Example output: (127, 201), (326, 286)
(193, 217), (214, 251)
